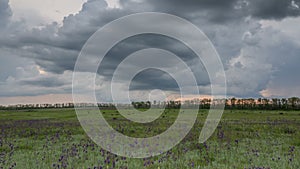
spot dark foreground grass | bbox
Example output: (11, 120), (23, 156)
(0, 109), (299, 168)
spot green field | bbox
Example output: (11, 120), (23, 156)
(0, 109), (299, 168)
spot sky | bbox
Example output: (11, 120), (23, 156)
(0, 0), (300, 105)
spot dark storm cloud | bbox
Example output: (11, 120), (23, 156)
(98, 34), (210, 88)
(120, 0), (241, 23)
(120, 0), (237, 15)
(129, 68), (211, 91)
(7, 0), (300, 76)
(249, 0), (300, 19)
(1, 0), (300, 98)
(121, 0), (300, 21)
(129, 68), (180, 91)
(25, 45), (79, 74)
(0, 0), (232, 74)
(2, 0), (130, 74)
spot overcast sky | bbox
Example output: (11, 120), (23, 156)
(0, 0), (300, 105)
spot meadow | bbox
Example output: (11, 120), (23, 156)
(0, 108), (299, 168)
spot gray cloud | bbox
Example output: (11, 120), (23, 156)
(129, 69), (179, 91)
(226, 25), (300, 97)
(19, 77), (65, 87)
(0, 0), (129, 74)
(1, 0), (300, 99)
(98, 34), (210, 87)
(249, 0), (300, 19)
(0, 0), (12, 28)
(121, 0), (300, 21)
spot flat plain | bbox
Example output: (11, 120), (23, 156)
(0, 108), (299, 168)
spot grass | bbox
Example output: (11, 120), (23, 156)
(0, 109), (299, 168)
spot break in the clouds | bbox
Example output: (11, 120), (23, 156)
(0, 0), (300, 104)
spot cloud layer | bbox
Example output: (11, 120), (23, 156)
(1, 0), (300, 103)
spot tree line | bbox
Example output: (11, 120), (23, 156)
(223, 97), (300, 110)
(1, 97), (300, 110)
(132, 97), (300, 110)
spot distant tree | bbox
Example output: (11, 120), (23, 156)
(146, 101), (151, 108)
(262, 98), (270, 109)
(281, 98), (288, 109)
(288, 97), (299, 109)
(272, 98), (279, 109)
(248, 98), (255, 109)
(230, 98), (236, 109)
